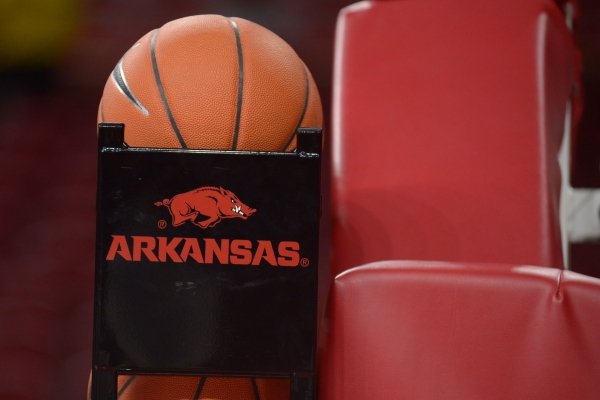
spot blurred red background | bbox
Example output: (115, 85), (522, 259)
(0, 1), (351, 398)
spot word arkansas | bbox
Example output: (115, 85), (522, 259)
(106, 235), (301, 267)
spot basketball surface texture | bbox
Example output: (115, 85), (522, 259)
(98, 14), (322, 151)
(95, 14), (322, 400)
(116, 375), (290, 400)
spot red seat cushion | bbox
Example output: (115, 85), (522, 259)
(321, 261), (600, 399)
(332, 0), (578, 274)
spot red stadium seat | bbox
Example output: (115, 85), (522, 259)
(322, 1), (597, 399)
(331, 0), (579, 275)
(321, 261), (600, 400)
(553, 0), (580, 27)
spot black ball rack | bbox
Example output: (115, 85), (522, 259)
(91, 123), (322, 400)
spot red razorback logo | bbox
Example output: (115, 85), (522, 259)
(154, 186), (256, 229)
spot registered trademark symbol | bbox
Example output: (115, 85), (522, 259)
(300, 258), (310, 267)
(158, 219), (167, 229)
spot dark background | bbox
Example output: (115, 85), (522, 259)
(0, 1), (598, 399)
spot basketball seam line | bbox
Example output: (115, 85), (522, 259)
(151, 28), (188, 149)
(282, 66), (310, 151)
(111, 49), (149, 116)
(117, 375), (136, 398)
(251, 377), (261, 400)
(193, 376), (207, 399)
(228, 17), (244, 151)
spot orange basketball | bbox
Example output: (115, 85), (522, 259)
(98, 14), (322, 151)
(116, 375), (290, 400)
(95, 14), (322, 400)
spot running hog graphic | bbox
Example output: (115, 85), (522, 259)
(155, 186), (256, 229)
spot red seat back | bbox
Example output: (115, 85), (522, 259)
(332, 0), (578, 274)
(321, 261), (600, 400)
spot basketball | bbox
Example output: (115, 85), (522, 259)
(96, 14), (322, 400)
(98, 14), (322, 151)
(116, 375), (290, 400)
